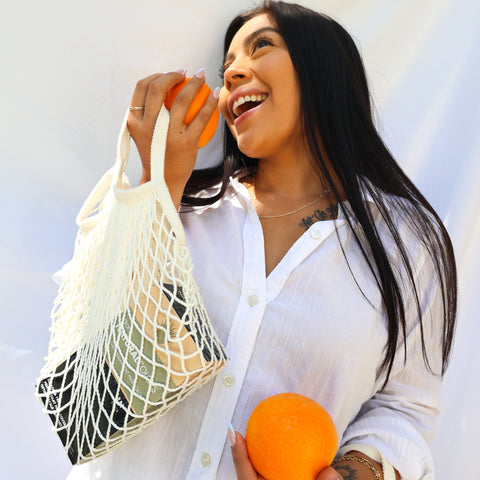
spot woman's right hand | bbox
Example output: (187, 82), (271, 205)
(127, 69), (219, 208)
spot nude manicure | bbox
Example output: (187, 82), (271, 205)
(194, 67), (206, 79)
(227, 423), (236, 447)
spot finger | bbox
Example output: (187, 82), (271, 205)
(143, 71), (187, 123)
(315, 466), (343, 480)
(129, 73), (164, 119)
(185, 87), (219, 139)
(229, 429), (260, 479)
(128, 73), (164, 135)
(168, 69), (207, 126)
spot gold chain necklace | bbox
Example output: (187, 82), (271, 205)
(252, 177), (331, 219)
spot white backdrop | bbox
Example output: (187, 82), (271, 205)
(1, 0), (479, 479)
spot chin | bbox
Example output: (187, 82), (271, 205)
(235, 132), (266, 159)
(237, 142), (261, 159)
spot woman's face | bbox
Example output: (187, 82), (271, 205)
(219, 14), (303, 160)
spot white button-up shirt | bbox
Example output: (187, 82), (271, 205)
(67, 178), (443, 480)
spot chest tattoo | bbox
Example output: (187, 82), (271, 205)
(299, 203), (338, 231)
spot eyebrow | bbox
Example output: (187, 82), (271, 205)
(224, 26), (279, 64)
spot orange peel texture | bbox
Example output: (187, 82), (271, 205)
(246, 393), (338, 480)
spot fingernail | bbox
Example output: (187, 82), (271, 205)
(212, 87), (220, 99)
(175, 68), (187, 75)
(194, 67), (205, 79)
(227, 423), (236, 447)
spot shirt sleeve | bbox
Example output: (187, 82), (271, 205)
(339, 240), (445, 480)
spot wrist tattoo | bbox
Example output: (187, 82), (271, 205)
(333, 455), (382, 480)
(335, 465), (359, 480)
(299, 203), (338, 230)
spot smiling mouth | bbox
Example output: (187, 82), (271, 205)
(233, 94), (268, 118)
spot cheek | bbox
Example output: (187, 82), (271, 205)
(218, 88), (229, 119)
(218, 88), (238, 140)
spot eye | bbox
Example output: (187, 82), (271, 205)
(218, 63), (230, 80)
(251, 37), (273, 53)
(219, 37), (274, 80)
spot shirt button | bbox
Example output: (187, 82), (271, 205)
(310, 229), (321, 239)
(248, 294), (259, 306)
(223, 374), (235, 387)
(201, 452), (211, 467)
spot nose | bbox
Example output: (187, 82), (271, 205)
(223, 57), (252, 90)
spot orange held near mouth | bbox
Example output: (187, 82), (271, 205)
(246, 393), (338, 480)
(164, 77), (219, 148)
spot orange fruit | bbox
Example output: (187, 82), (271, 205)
(164, 77), (219, 148)
(246, 393), (338, 480)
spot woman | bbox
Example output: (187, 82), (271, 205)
(69, 1), (456, 479)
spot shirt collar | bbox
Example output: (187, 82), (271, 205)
(228, 175), (388, 215)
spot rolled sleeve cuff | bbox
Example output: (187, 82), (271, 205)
(339, 408), (435, 480)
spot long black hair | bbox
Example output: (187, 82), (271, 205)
(182, 1), (457, 383)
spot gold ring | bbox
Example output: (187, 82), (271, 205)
(129, 106), (144, 111)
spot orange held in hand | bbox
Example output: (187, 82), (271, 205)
(164, 77), (219, 148)
(246, 393), (338, 480)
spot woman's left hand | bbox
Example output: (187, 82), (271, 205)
(229, 430), (342, 480)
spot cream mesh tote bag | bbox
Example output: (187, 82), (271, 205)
(36, 106), (228, 465)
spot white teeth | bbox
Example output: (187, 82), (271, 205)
(232, 93), (268, 117)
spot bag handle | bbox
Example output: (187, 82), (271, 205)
(112, 106), (187, 246)
(75, 168), (114, 228)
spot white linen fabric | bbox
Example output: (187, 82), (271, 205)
(66, 177), (444, 480)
